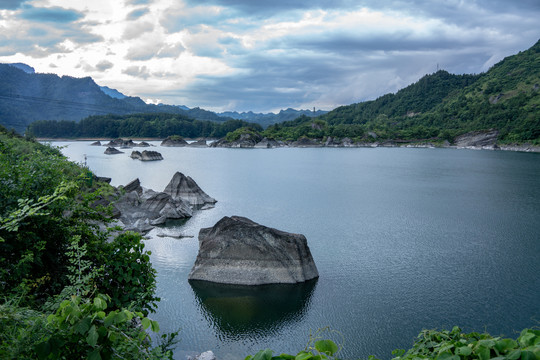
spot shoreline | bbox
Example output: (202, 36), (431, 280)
(38, 137), (540, 153)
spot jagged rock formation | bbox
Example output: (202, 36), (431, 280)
(161, 136), (188, 147)
(455, 130), (499, 149)
(112, 172), (216, 233)
(188, 216), (319, 285)
(90, 141), (101, 146)
(163, 172), (217, 206)
(104, 147), (123, 155)
(130, 150), (163, 161)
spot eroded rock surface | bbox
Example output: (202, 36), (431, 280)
(104, 147), (123, 155)
(163, 172), (216, 206)
(188, 216), (319, 285)
(130, 150), (163, 161)
(161, 136), (188, 147)
(455, 130), (499, 148)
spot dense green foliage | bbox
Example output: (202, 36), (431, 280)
(0, 125), (175, 358)
(27, 113), (263, 139)
(263, 40), (540, 144)
(245, 327), (540, 360)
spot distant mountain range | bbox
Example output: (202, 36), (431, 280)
(219, 108), (328, 128)
(0, 63), (323, 134)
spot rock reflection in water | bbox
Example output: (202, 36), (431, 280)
(189, 279), (318, 339)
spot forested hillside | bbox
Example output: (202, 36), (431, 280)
(28, 113), (262, 138)
(264, 39), (540, 143)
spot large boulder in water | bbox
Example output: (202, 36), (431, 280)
(188, 216), (319, 285)
(163, 172), (216, 206)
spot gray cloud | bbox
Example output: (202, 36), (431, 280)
(122, 65), (150, 79)
(19, 5), (83, 23)
(95, 60), (114, 71)
(122, 21), (154, 40)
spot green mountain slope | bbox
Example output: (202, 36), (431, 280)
(265, 39), (540, 143)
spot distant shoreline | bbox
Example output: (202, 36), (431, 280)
(37, 138), (540, 153)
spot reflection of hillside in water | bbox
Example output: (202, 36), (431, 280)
(189, 279), (318, 339)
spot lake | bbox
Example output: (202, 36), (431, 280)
(56, 142), (540, 360)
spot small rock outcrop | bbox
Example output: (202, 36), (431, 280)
(211, 133), (263, 148)
(104, 147), (123, 155)
(161, 136), (188, 147)
(455, 129), (499, 148)
(188, 216), (319, 285)
(163, 172), (217, 206)
(104, 139), (137, 148)
(90, 141), (101, 146)
(130, 150), (163, 161)
(187, 139), (208, 147)
(254, 137), (281, 148)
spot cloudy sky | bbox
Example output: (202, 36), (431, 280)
(0, 0), (539, 113)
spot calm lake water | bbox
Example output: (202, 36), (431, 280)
(56, 142), (540, 360)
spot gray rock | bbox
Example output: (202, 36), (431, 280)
(188, 139), (208, 147)
(161, 136), (188, 147)
(138, 141), (151, 147)
(90, 141), (101, 146)
(455, 129), (499, 148)
(131, 150), (163, 161)
(123, 178), (143, 195)
(188, 216), (319, 285)
(211, 133), (262, 148)
(104, 139), (137, 147)
(163, 172), (217, 206)
(254, 137), (280, 148)
(104, 147), (123, 155)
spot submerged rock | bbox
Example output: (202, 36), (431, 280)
(90, 141), (101, 146)
(104, 147), (123, 155)
(130, 150), (163, 161)
(163, 171), (217, 206)
(188, 216), (319, 285)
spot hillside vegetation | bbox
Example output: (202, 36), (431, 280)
(263, 39), (540, 144)
(0, 125), (176, 359)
